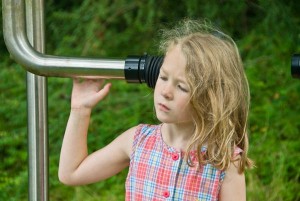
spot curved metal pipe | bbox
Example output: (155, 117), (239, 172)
(2, 0), (125, 79)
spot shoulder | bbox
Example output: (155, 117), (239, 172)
(219, 156), (246, 201)
(120, 124), (160, 157)
(129, 124), (161, 154)
(133, 124), (161, 140)
(138, 124), (160, 133)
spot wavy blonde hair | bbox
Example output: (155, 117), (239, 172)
(159, 19), (253, 173)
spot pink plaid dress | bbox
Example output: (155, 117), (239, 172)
(125, 124), (242, 201)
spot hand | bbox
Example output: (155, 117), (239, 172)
(71, 78), (111, 109)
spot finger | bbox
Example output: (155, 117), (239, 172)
(73, 78), (86, 84)
(95, 83), (112, 101)
(90, 79), (105, 91)
(98, 79), (109, 88)
(94, 79), (105, 88)
(73, 78), (80, 83)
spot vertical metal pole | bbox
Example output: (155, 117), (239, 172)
(26, 0), (48, 200)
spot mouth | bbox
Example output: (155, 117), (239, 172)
(158, 103), (170, 112)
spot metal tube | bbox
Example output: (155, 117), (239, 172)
(2, 0), (125, 79)
(27, 75), (48, 201)
(25, 0), (48, 200)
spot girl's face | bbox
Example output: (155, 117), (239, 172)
(154, 45), (193, 124)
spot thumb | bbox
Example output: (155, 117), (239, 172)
(95, 83), (112, 101)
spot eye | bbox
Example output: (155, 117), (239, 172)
(178, 84), (189, 92)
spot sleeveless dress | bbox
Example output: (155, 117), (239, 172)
(125, 124), (242, 201)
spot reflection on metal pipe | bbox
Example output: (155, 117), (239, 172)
(2, 0), (125, 79)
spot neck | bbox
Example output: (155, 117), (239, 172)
(161, 122), (195, 151)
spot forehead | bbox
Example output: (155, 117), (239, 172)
(161, 45), (187, 74)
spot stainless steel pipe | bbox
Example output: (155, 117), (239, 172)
(2, 0), (125, 79)
(25, 0), (48, 200)
(27, 75), (48, 201)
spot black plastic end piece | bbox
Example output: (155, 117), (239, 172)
(144, 56), (164, 88)
(125, 55), (164, 88)
(124, 56), (143, 83)
(291, 54), (300, 79)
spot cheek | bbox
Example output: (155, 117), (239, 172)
(154, 80), (164, 98)
(178, 105), (193, 122)
(153, 86), (160, 102)
(177, 97), (192, 113)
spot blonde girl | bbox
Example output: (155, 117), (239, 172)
(59, 19), (253, 201)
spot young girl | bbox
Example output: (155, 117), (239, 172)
(59, 19), (253, 200)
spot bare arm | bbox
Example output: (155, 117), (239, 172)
(219, 160), (246, 201)
(58, 79), (134, 185)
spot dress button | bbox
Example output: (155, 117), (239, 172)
(172, 153), (179, 161)
(163, 190), (170, 198)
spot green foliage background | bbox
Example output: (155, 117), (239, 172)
(0, 0), (299, 200)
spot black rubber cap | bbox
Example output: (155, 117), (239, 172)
(124, 56), (142, 83)
(125, 55), (164, 88)
(144, 56), (164, 88)
(291, 54), (300, 79)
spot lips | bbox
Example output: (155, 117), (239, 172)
(158, 103), (170, 112)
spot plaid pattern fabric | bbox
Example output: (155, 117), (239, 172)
(125, 124), (242, 201)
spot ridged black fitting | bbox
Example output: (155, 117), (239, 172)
(125, 54), (164, 88)
(144, 56), (164, 88)
(291, 54), (300, 79)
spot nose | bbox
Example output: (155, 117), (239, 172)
(161, 83), (173, 100)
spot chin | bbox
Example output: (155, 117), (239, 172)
(156, 115), (173, 124)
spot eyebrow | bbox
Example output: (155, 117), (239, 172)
(160, 67), (188, 84)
